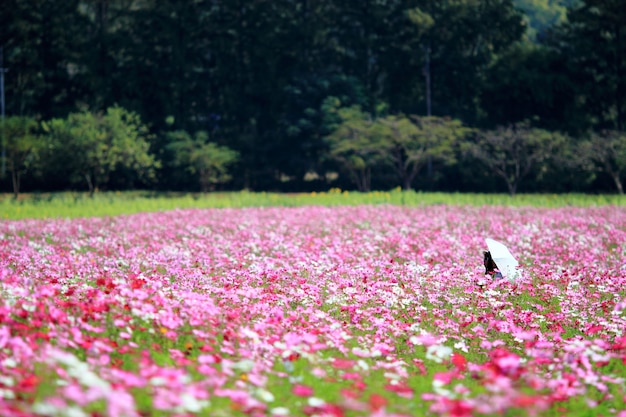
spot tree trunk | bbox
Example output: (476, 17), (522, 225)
(405, 161), (423, 191)
(403, 177), (411, 191)
(85, 173), (95, 198)
(424, 39), (432, 181)
(507, 181), (516, 198)
(199, 168), (210, 193)
(354, 167), (372, 192)
(614, 25), (624, 131)
(11, 170), (19, 200)
(355, 169), (366, 192)
(611, 172), (624, 195)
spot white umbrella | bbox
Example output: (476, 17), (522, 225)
(485, 238), (520, 282)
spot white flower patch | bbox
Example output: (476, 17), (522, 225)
(0, 388), (15, 399)
(384, 372), (402, 381)
(426, 345), (453, 363)
(255, 388), (275, 402)
(357, 359), (369, 371)
(308, 397), (325, 407)
(351, 347), (371, 357)
(409, 323), (422, 332)
(326, 294), (347, 306)
(33, 402), (87, 417)
(370, 349), (383, 358)
(0, 375), (14, 387)
(432, 379), (454, 398)
(231, 359), (255, 373)
(583, 345), (611, 363)
(28, 240), (53, 256)
(149, 377), (167, 386)
(271, 407), (290, 415)
(2, 358), (17, 368)
(50, 350), (111, 391)
(400, 297), (414, 307)
(175, 392), (209, 413)
(454, 340), (469, 353)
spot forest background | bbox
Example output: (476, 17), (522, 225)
(0, 0), (625, 197)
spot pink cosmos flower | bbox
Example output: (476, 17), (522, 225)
(292, 384), (314, 397)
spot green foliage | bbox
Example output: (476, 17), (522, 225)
(582, 130), (626, 194)
(276, 74), (368, 182)
(325, 106), (386, 192)
(1, 116), (45, 198)
(513, 0), (572, 40)
(558, 0), (626, 131)
(481, 43), (583, 132)
(468, 122), (567, 196)
(0, 0), (623, 194)
(0, 0), (85, 118)
(326, 110), (470, 191)
(405, 7), (434, 32)
(43, 106), (158, 196)
(416, 0), (526, 123)
(377, 115), (469, 190)
(166, 130), (239, 192)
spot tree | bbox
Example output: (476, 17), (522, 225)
(0, 0), (85, 118)
(1, 116), (44, 198)
(324, 105), (385, 192)
(513, 0), (574, 41)
(378, 115), (468, 191)
(404, 0), (525, 123)
(481, 43), (584, 133)
(558, 0), (626, 131)
(166, 130), (239, 192)
(106, 0), (218, 131)
(582, 130), (626, 194)
(276, 74), (367, 184)
(44, 106), (158, 196)
(468, 122), (565, 197)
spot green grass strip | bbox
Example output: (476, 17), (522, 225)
(1, 189), (625, 220)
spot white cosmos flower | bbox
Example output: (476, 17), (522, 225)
(256, 388), (275, 402)
(177, 392), (208, 413)
(66, 406), (89, 417)
(426, 345), (452, 363)
(357, 359), (369, 371)
(0, 388), (15, 399)
(51, 350), (110, 391)
(0, 376), (14, 387)
(308, 397), (325, 407)
(2, 358), (17, 368)
(33, 402), (87, 417)
(454, 340), (469, 353)
(231, 359), (255, 373)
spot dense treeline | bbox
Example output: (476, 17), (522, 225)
(0, 0), (624, 196)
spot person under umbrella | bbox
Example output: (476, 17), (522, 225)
(483, 238), (520, 283)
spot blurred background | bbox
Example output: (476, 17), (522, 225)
(0, 0), (624, 196)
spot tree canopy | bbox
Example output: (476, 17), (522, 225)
(166, 130), (239, 192)
(1, 116), (44, 198)
(0, 0), (623, 195)
(468, 122), (566, 197)
(43, 106), (158, 196)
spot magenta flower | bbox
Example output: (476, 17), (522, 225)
(292, 384), (314, 397)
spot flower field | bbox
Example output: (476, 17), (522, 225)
(1, 205), (625, 417)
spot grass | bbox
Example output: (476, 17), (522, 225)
(1, 189), (625, 220)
